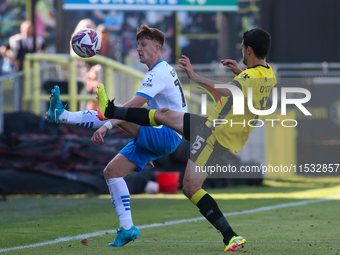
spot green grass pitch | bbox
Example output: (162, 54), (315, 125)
(1, 178), (340, 255)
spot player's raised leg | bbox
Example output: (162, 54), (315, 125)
(46, 85), (109, 128)
(96, 84), (185, 134)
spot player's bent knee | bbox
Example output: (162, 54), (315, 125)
(182, 182), (200, 199)
(103, 167), (112, 179)
(158, 108), (171, 115)
(155, 108), (171, 123)
(103, 165), (122, 179)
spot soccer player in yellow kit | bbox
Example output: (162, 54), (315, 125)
(92, 28), (277, 252)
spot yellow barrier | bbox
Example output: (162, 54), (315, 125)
(265, 110), (297, 178)
(23, 53), (145, 114)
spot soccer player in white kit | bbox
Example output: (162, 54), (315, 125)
(46, 25), (187, 247)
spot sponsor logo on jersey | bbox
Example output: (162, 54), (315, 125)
(143, 75), (153, 87)
(142, 82), (153, 87)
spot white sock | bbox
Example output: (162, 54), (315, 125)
(59, 110), (108, 128)
(106, 177), (133, 230)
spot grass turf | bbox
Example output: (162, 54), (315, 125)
(1, 178), (340, 254)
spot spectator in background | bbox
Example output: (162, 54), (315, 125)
(103, 11), (124, 35)
(1, 20), (45, 72)
(35, 0), (56, 39)
(0, 41), (13, 75)
(161, 41), (172, 63)
(85, 64), (101, 110)
(96, 24), (117, 61)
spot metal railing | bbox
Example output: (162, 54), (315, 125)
(23, 53), (146, 115)
(0, 71), (24, 134)
(1, 56), (222, 117)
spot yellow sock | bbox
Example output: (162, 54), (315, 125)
(190, 189), (207, 205)
(148, 109), (158, 126)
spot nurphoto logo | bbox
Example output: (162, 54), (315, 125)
(200, 84), (312, 127)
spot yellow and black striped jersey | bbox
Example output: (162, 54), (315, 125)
(206, 63), (277, 153)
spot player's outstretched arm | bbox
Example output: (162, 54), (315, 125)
(178, 55), (199, 81)
(178, 55), (231, 97)
(220, 59), (243, 75)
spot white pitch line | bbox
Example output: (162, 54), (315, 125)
(0, 196), (337, 253)
(134, 240), (340, 243)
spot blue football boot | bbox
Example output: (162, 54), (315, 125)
(108, 226), (140, 247)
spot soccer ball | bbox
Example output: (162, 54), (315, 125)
(71, 28), (101, 58)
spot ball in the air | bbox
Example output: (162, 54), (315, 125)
(71, 28), (101, 58)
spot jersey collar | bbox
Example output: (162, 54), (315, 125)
(247, 63), (269, 69)
(149, 59), (164, 71)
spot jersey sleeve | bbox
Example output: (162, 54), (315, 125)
(136, 71), (166, 100)
(232, 70), (253, 97)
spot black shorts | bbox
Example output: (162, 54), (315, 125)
(183, 113), (229, 167)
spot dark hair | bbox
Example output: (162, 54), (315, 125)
(243, 28), (271, 59)
(136, 25), (165, 48)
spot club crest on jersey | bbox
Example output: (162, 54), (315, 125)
(240, 73), (250, 80)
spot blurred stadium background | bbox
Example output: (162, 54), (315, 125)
(1, 0), (340, 194)
(1, 0), (340, 195)
(0, 0), (340, 254)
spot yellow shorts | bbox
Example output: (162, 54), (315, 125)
(183, 113), (229, 168)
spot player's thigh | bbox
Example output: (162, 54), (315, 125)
(117, 121), (141, 139)
(155, 109), (185, 135)
(104, 153), (138, 179)
(188, 115), (228, 168)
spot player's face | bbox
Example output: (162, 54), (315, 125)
(242, 42), (248, 65)
(137, 38), (159, 64)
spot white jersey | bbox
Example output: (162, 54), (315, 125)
(136, 60), (187, 113)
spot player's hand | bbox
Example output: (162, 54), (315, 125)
(148, 161), (154, 168)
(178, 55), (198, 81)
(221, 59), (243, 75)
(91, 125), (108, 144)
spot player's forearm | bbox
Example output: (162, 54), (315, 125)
(106, 118), (124, 127)
(192, 75), (231, 96)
